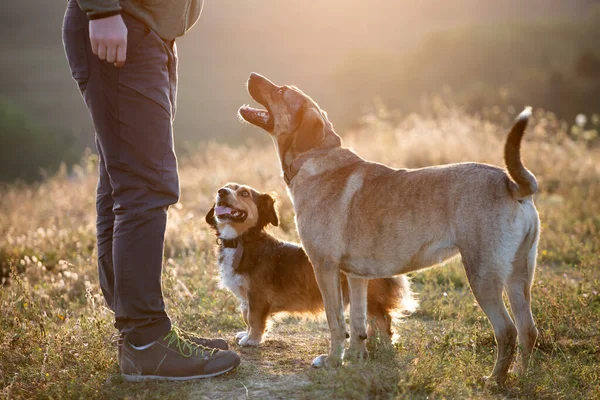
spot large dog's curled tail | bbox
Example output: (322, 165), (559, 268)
(504, 107), (538, 199)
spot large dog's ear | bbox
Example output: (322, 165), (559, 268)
(294, 107), (324, 153)
(257, 193), (279, 228)
(205, 203), (217, 227)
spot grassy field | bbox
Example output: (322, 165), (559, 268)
(1, 107), (599, 399)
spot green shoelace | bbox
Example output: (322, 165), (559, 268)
(164, 328), (217, 358)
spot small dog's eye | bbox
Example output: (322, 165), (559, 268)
(241, 190), (250, 197)
(277, 88), (284, 95)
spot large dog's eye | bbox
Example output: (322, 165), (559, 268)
(241, 190), (250, 197)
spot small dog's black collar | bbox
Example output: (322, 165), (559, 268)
(216, 236), (244, 270)
(217, 238), (239, 248)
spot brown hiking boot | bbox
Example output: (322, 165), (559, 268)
(114, 327), (229, 364)
(120, 328), (240, 381)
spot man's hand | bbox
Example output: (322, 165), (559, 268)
(89, 14), (128, 68)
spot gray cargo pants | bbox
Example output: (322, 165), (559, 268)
(62, 1), (178, 346)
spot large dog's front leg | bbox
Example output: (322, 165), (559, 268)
(312, 260), (347, 368)
(345, 276), (369, 361)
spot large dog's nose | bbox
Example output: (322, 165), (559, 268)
(248, 72), (277, 92)
(248, 72), (265, 83)
(218, 188), (228, 197)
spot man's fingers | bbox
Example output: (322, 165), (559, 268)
(89, 15), (127, 64)
(97, 44), (107, 61)
(106, 43), (117, 64)
(91, 38), (99, 56)
(114, 42), (127, 68)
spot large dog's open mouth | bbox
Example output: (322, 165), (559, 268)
(238, 73), (277, 131)
(239, 105), (273, 131)
(215, 201), (247, 222)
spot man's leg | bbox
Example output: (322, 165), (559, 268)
(96, 143), (117, 311)
(64, 3), (240, 380)
(64, 2), (176, 346)
(63, 0), (118, 316)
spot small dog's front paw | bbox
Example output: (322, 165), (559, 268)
(235, 331), (248, 340)
(236, 332), (248, 344)
(239, 335), (261, 347)
(312, 354), (342, 368)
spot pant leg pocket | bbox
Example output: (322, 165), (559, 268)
(116, 30), (173, 172)
(119, 30), (172, 116)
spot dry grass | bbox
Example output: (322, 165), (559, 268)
(1, 106), (599, 399)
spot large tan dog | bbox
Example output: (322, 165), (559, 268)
(239, 73), (539, 384)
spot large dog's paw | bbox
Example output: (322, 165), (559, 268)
(344, 345), (369, 362)
(510, 356), (531, 375)
(238, 334), (261, 347)
(480, 373), (508, 388)
(312, 354), (342, 368)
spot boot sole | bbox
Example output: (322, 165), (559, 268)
(122, 365), (238, 382)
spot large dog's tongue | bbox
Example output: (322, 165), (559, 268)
(215, 205), (233, 216)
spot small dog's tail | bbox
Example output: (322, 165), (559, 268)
(504, 107), (538, 199)
(367, 275), (417, 337)
(392, 275), (418, 317)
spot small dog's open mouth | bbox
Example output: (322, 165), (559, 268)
(239, 105), (273, 131)
(215, 202), (247, 222)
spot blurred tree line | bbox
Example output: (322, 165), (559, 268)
(0, 99), (78, 182)
(335, 6), (600, 126)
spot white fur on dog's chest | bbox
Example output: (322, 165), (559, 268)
(218, 248), (248, 303)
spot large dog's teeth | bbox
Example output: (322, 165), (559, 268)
(258, 111), (269, 123)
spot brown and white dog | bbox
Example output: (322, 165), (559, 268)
(238, 73), (540, 384)
(205, 183), (415, 346)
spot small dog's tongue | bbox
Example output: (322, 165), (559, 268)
(215, 205), (233, 216)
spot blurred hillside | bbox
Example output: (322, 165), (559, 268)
(336, 7), (600, 123)
(0, 0), (598, 180)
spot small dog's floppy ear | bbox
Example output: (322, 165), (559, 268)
(205, 203), (217, 226)
(258, 193), (279, 228)
(294, 107), (324, 153)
